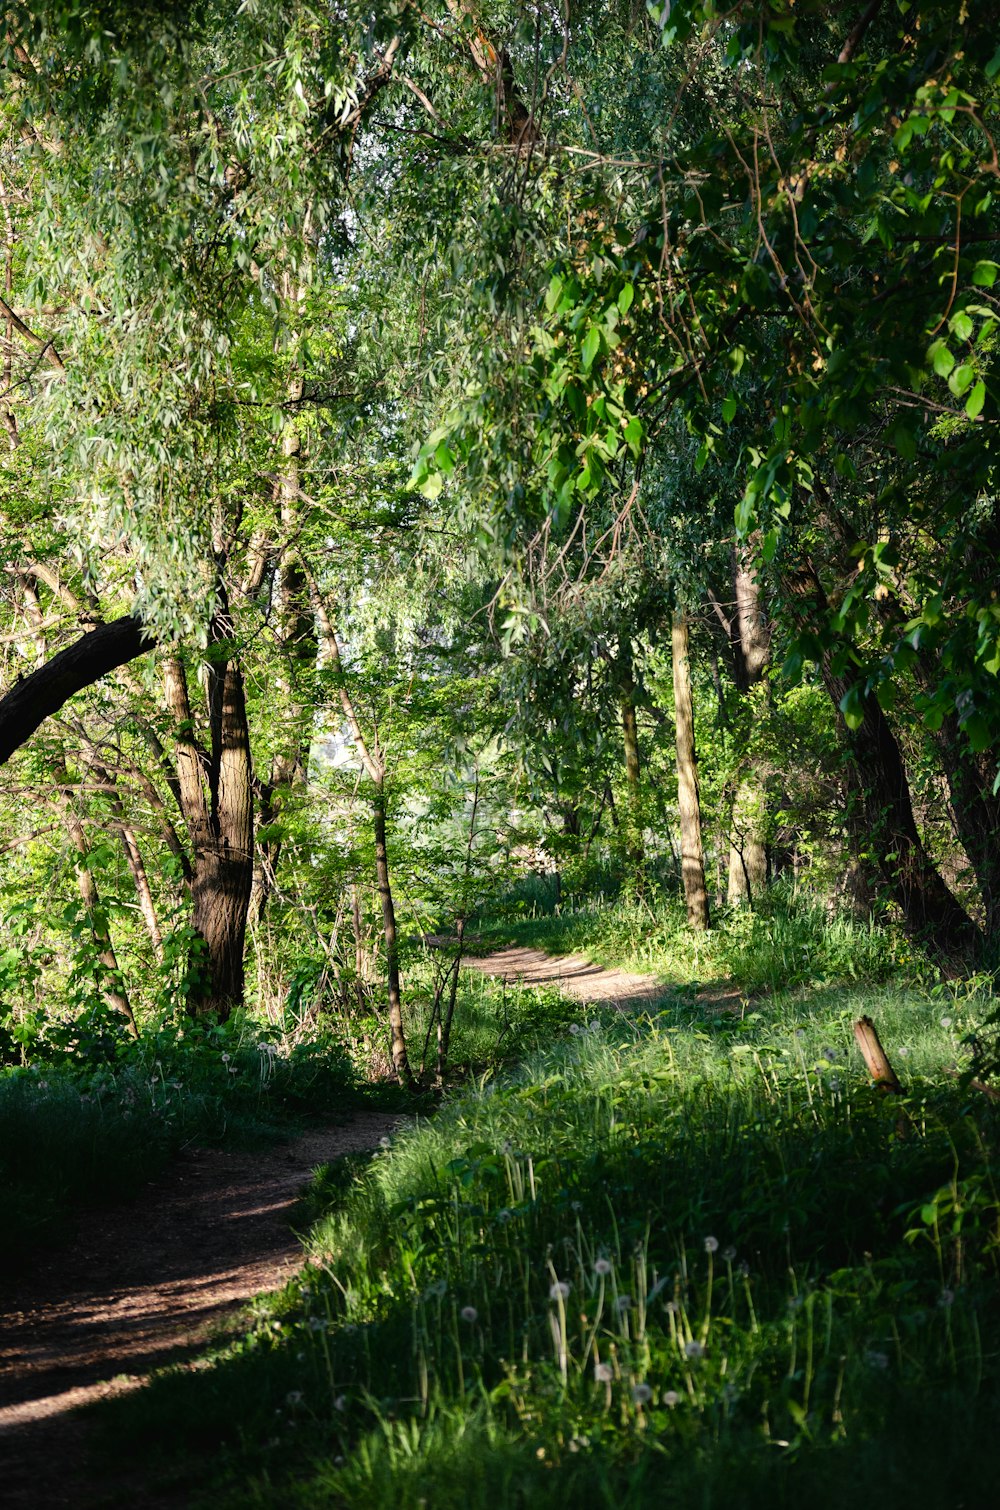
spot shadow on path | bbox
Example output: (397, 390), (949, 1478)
(0, 1111), (400, 1507)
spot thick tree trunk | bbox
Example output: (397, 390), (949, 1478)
(823, 667), (978, 952)
(164, 652), (254, 1018)
(672, 612), (710, 931)
(0, 616), (152, 766)
(373, 784), (412, 1087)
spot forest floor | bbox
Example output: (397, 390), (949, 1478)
(463, 943), (667, 1008)
(0, 1108), (401, 1509)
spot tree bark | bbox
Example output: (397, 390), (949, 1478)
(53, 762), (138, 1036)
(373, 782), (412, 1086)
(618, 631), (644, 890)
(672, 612), (710, 930)
(164, 648), (254, 1018)
(727, 543), (770, 906)
(0, 616), (152, 766)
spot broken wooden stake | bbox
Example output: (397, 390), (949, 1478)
(853, 1015), (905, 1095)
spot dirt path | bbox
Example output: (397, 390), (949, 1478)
(0, 1109), (400, 1508)
(464, 944), (666, 1009)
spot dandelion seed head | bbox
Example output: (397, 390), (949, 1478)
(939, 1288), (955, 1308)
(722, 1246), (736, 1262)
(684, 1340), (705, 1359)
(615, 1295), (633, 1312)
(664, 1390), (680, 1407)
(285, 1391), (303, 1407)
(497, 1208), (513, 1224)
(549, 1281), (570, 1301)
(379, 1136), (392, 1149)
(594, 1362), (613, 1383)
(460, 1305), (478, 1323)
(941, 1016), (953, 1029)
(334, 1395), (348, 1412)
(631, 1383), (652, 1405)
(589, 1020), (600, 1032)
(594, 1258), (612, 1276)
(704, 1235), (719, 1254)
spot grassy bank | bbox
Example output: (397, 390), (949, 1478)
(98, 955), (1000, 1508)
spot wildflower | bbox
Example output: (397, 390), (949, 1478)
(593, 1258), (612, 1277)
(460, 1306), (478, 1323)
(569, 1023), (582, 1036)
(664, 1390), (680, 1407)
(722, 1246), (736, 1263)
(704, 1236), (719, 1254)
(665, 1301), (678, 1315)
(684, 1340), (705, 1359)
(941, 1016), (953, 1028)
(631, 1383), (652, 1405)
(939, 1288), (955, 1309)
(549, 1281), (570, 1301)
(822, 1046), (838, 1062)
(898, 1044), (909, 1057)
(221, 1053), (230, 1063)
(615, 1295), (633, 1312)
(334, 1395), (348, 1412)
(379, 1135), (392, 1149)
(589, 1020), (600, 1032)
(594, 1362), (613, 1383)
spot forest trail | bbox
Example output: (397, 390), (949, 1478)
(464, 944), (666, 1009)
(0, 1108), (400, 1508)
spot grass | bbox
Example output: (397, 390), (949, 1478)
(95, 962), (1000, 1508)
(476, 883), (926, 997)
(0, 1014), (378, 1271)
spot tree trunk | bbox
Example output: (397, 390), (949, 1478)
(54, 764), (138, 1036)
(672, 612), (710, 930)
(823, 666), (979, 953)
(727, 544), (770, 906)
(373, 783), (412, 1087)
(164, 650), (254, 1018)
(618, 632), (644, 891)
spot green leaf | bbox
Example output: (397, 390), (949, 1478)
(617, 283), (634, 315)
(949, 310), (974, 342)
(948, 363), (974, 397)
(721, 394), (738, 424)
(973, 260), (998, 287)
(623, 416), (643, 449)
(988, 46), (1000, 79)
(581, 326), (601, 371)
(420, 472), (444, 501)
(928, 339), (955, 377)
(966, 381), (986, 418)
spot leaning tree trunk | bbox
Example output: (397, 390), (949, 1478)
(823, 668), (979, 953)
(672, 612), (710, 931)
(787, 561), (977, 956)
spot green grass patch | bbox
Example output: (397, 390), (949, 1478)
(97, 978), (1000, 1508)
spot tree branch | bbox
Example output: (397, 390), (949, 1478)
(0, 615), (153, 765)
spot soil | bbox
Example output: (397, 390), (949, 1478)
(464, 944), (667, 1009)
(0, 1109), (400, 1509)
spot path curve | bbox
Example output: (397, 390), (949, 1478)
(464, 944), (665, 1009)
(0, 1109), (400, 1507)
